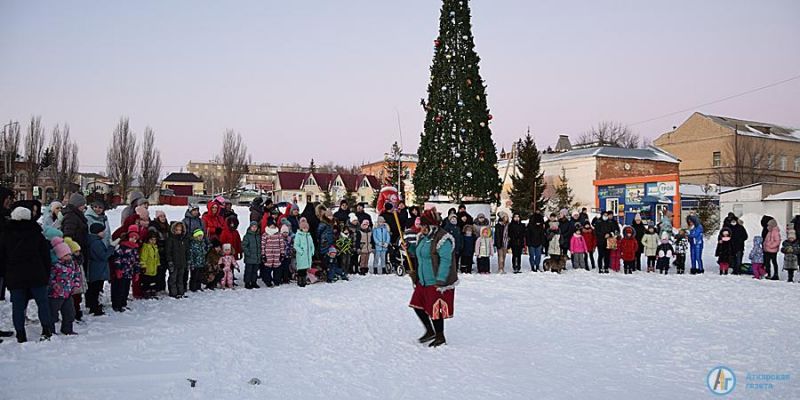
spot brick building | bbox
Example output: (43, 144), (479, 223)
(501, 146), (680, 226)
(653, 112), (800, 186)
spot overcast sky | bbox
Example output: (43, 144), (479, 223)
(1, 0), (798, 173)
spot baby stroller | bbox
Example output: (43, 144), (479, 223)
(388, 243), (406, 276)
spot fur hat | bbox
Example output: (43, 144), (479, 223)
(52, 237), (72, 260)
(420, 208), (439, 226)
(68, 193), (86, 208)
(192, 229), (204, 238)
(135, 205), (149, 220)
(10, 207), (31, 221)
(64, 237), (81, 253)
(90, 222), (106, 234)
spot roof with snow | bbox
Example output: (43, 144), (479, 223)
(764, 190), (800, 201)
(542, 146), (680, 163)
(163, 172), (203, 183)
(702, 113), (800, 143)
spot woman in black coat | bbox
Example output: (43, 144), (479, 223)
(631, 215), (646, 271)
(0, 207), (53, 342)
(508, 213), (527, 273)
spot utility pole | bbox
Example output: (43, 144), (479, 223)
(1, 121), (20, 187)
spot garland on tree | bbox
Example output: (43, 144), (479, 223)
(414, 0), (500, 203)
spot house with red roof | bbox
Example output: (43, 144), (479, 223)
(274, 171), (380, 204)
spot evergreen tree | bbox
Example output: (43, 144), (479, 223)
(553, 167), (576, 211)
(309, 158), (317, 173)
(510, 132), (546, 218)
(383, 141), (405, 197)
(343, 189), (357, 209)
(322, 186), (333, 208)
(414, 0), (500, 203)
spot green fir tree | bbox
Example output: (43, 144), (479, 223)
(553, 167), (576, 212)
(414, 0), (500, 203)
(510, 132), (546, 218)
(383, 141), (405, 198)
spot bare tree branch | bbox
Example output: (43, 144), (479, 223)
(139, 126), (162, 199)
(219, 129), (250, 195)
(577, 121), (641, 148)
(24, 116), (46, 191)
(106, 117), (139, 200)
(714, 136), (778, 186)
(51, 124), (79, 199)
(1, 121), (21, 187)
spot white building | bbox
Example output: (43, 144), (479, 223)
(719, 183), (800, 236)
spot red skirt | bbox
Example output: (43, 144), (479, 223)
(409, 284), (455, 320)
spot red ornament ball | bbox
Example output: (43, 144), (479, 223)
(488, 114), (493, 121)
(435, 115), (443, 123)
(434, 39), (441, 47)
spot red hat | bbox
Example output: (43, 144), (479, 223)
(127, 225), (140, 237)
(420, 208), (439, 226)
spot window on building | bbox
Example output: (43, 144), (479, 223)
(767, 155), (774, 169)
(306, 176), (317, 186)
(360, 196), (365, 202)
(360, 179), (370, 189)
(795, 157), (800, 172)
(314, 195), (319, 202)
(780, 156), (788, 171)
(712, 152), (721, 167)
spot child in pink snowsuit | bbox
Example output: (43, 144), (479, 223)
(218, 243), (239, 289)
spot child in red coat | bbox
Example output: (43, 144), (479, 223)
(619, 226), (639, 274)
(582, 223), (597, 270)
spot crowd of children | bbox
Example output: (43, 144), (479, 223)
(1, 185), (799, 344)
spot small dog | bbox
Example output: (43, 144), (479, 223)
(543, 257), (566, 274)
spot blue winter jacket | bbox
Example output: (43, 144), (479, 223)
(687, 215), (704, 247)
(317, 222), (334, 255)
(372, 225), (391, 254)
(88, 233), (114, 282)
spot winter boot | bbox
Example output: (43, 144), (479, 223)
(16, 331), (27, 343)
(0, 329), (13, 338)
(40, 327), (53, 341)
(429, 333), (447, 347)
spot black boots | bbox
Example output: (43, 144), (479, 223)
(429, 319), (446, 347)
(0, 329), (13, 338)
(415, 309), (436, 343)
(16, 331), (27, 343)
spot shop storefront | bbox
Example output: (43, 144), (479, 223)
(594, 174), (680, 227)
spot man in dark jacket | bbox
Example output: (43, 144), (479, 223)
(249, 197), (264, 223)
(333, 200), (351, 225)
(0, 186), (16, 337)
(455, 204), (473, 231)
(595, 211), (620, 271)
(355, 202), (372, 227)
(381, 202), (403, 245)
(61, 193), (89, 264)
(729, 218), (748, 275)
(0, 206), (53, 342)
(526, 212), (547, 271)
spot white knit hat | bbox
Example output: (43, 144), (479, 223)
(10, 207), (31, 221)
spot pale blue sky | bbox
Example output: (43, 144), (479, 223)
(1, 0), (798, 172)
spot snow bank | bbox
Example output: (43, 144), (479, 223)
(1, 206), (798, 399)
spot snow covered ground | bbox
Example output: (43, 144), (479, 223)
(1, 206), (799, 399)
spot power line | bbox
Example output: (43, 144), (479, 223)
(629, 72), (800, 127)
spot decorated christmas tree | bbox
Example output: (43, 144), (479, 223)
(510, 132), (546, 218)
(413, 0), (500, 203)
